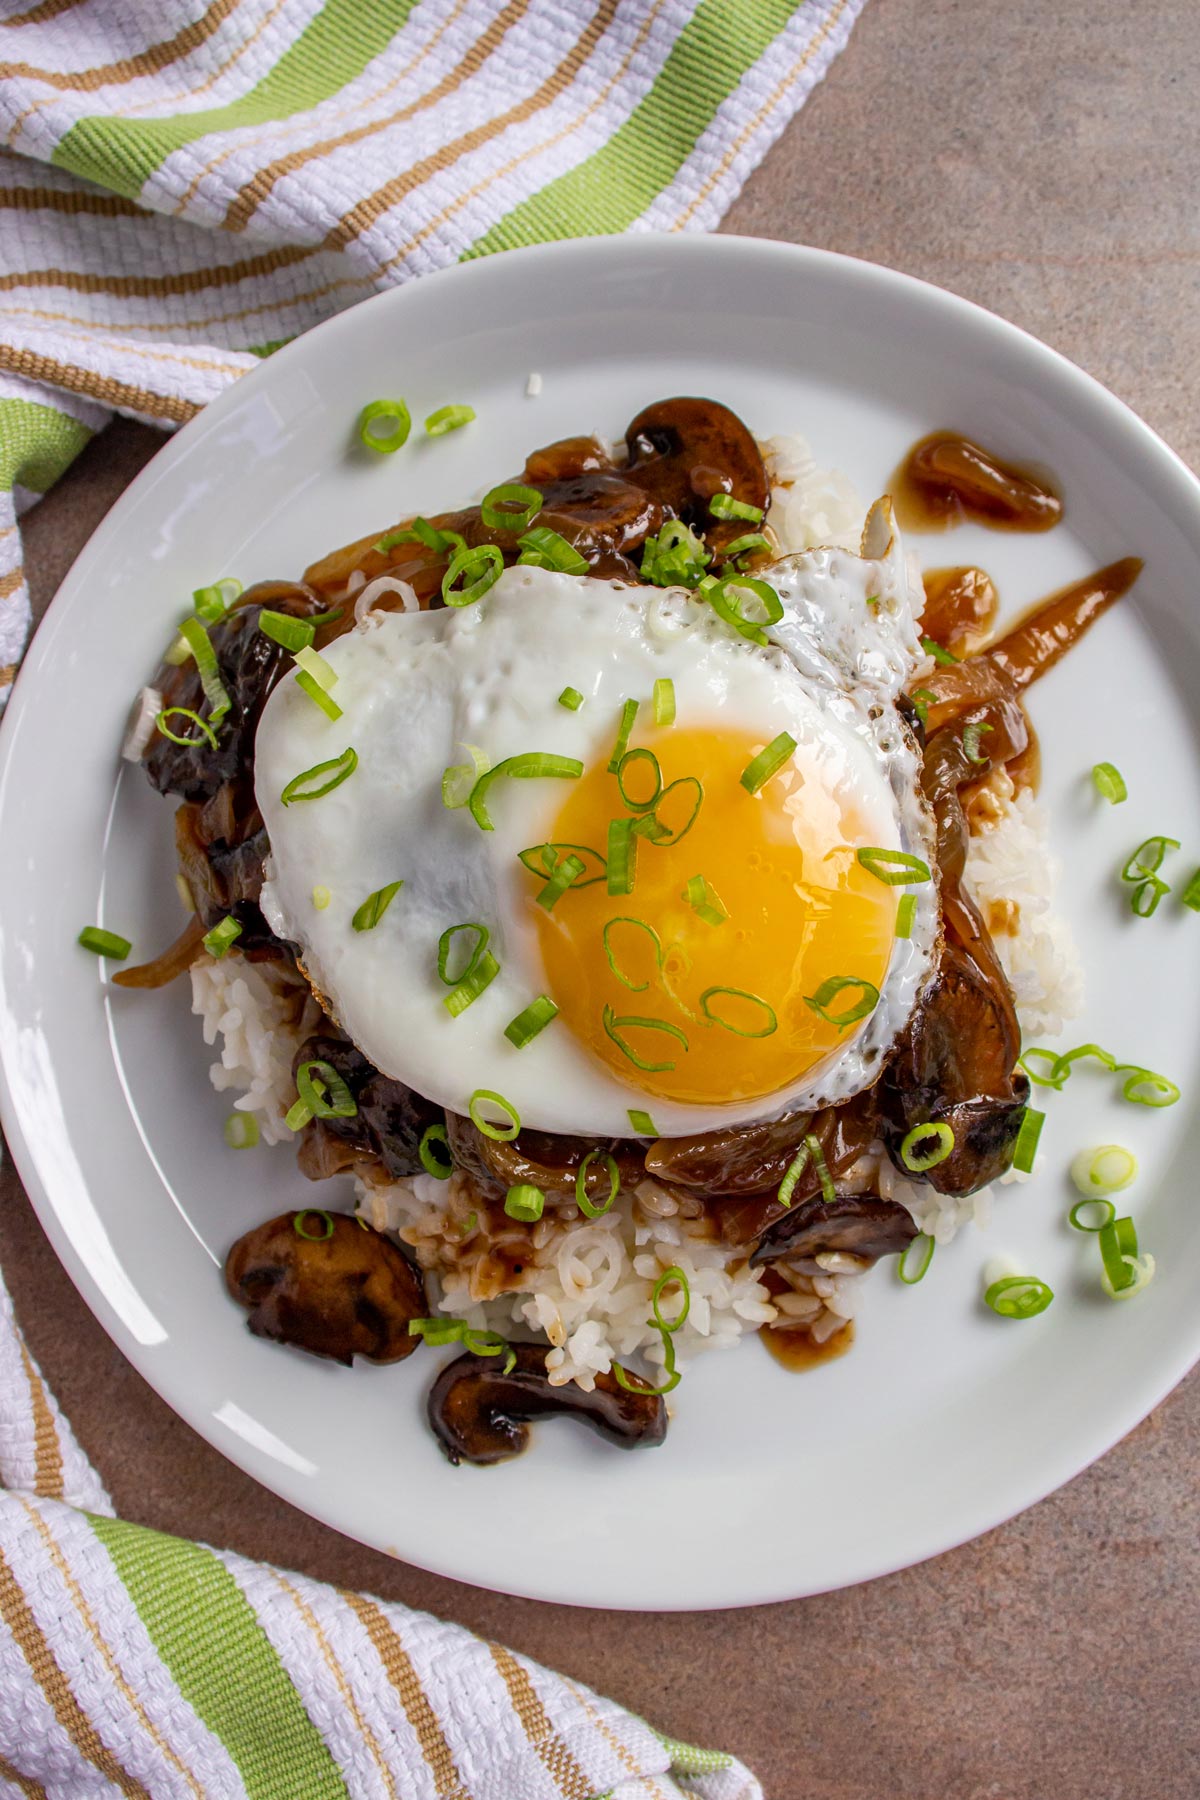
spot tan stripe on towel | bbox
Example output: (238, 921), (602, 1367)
(273, 1572), (400, 1800)
(222, 0), (528, 232)
(0, 344), (199, 423)
(324, 0), (619, 253)
(488, 1642), (593, 1800)
(0, 568), (24, 602)
(0, 240), (314, 302)
(343, 1591), (471, 1800)
(0, 1750), (48, 1800)
(0, 185), (144, 219)
(2, 0), (239, 93)
(16, 1339), (62, 1502)
(0, 0), (86, 26)
(0, 1547), (154, 1800)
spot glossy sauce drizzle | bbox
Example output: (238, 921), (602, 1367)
(762, 1318), (855, 1372)
(893, 431), (1063, 533)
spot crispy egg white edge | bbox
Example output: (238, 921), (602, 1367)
(255, 547), (937, 1138)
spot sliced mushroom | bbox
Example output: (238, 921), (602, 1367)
(292, 1033), (443, 1181)
(428, 1342), (667, 1466)
(751, 1194), (918, 1267)
(624, 396), (769, 543)
(225, 1211), (425, 1366)
(644, 1109), (813, 1196)
(444, 1111), (644, 1200)
(703, 1092), (882, 1246)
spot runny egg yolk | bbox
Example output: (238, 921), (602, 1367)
(534, 725), (897, 1106)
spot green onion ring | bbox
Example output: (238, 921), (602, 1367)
(504, 1183), (544, 1222)
(358, 398), (411, 453)
(480, 482), (542, 532)
(1181, 868), (1200, 911)
(469, 1089), (521, 1141)
(1068, 1197), (1117, 1233)
(504, 995), (559, 1047)
(296, 1058), (357, 1119)
(535, 853), (585, 912)
(77, 926), (132, 959)
(803, 975), (880, 1030)
(896, 894), (917, 938)
(295, 669), (343, 721)
(627, 1109), (657, 1137)
(518, 527), (588, 574)
(651, 1266), (690, 1333)
(708, 493), (763, 523)
(156, 707), (219, 749)
(418, 1124), (453, 1179)
(683, 873), (727, 927)
(557, 685), (585, 710)
(259, 609), (315, 653)
(293, 1209), (335, 1241)
(653, 677), (676, 727)
(897, 1233), (935, 1285)
(776, 1143), (811, 1208)
(607, 697), (640, 773)
(632, 776), (703, 848)
(740, 732), (796, 795)
(616, 747), (662, 813)
(280, 746), (358, 805)
(1092, 761), (1127, 804)
(576, 1149), (620, 1219)
(1121, 835), (1179, 880)
(517, 841), (607, 888)
(984, 1275), (1054, 1319)
(922, 636), (959, 666)
(223, 1111), (259, 1150)
(202, 915), (243, 960)
(607, 817), (638, 895)
(179, 616), (231, 723)
(856, 846), (932, 886)
(899, 1122), (955, 1172)
(424, 403), (475, 436)
(1012, 1106), (1044, 1173)
(467, 752), (583, 831)
(351, 880), (403, 932)
(962, 720), (994, 764)
(706, 574), (783, 645)
(1069, 1144), (1137, 1198)
(444, 952), (500, 1017)
(441, 543), (503, 608)
(602, 916), (664, 992)
(699, 986), (777, 1038)
(602, 1005), (688, 1073)
(437, 922), (490, 986)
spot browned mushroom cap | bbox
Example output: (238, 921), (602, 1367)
(751, 1194), (918, 1267)
(624, 397), (769, 541)
(428, 1342), (667, 1466)
(225, 1212), (425, 1367)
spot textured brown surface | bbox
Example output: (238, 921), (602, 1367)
(4, 2), (1200, 1796)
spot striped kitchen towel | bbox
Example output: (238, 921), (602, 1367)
(0, 1264), (761, 1797)
(0, 0), (866, 707)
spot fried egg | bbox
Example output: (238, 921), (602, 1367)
(255, 500), (937, 1137)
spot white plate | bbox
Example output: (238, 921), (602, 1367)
(3, 236), (1200, 1611)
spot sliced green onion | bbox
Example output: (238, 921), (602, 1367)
(294, 645), (337, 692)
(627, 1109), (657, 1137)
(856, 847), (932, 887)
(922, 636), (959, 666)
(1092, 761), (1127, 804)
(444, 952), (500, 1016)
(1018, 1043), (1180, 1108)
(602, 1005), (688, 1073)
(259, 609), (315, 653)
(352, 880), (403, 931)
(603, 916), (663, 992)
(896, 894), (917, 938)
(909, 687), (937, 730)
(740, 732), (796, 795)
(1068, 1197), (1116, 1233)
(607, 817), (638, 895)
(156, 706), (219, 749)
(706, 574), (783, 646)
(558, 685), (584, 711)
(612, 1332), (680, 1397)
(607, 697), (640, 773)
(424, 403), (475, 437)
(294, 669), (343, 721)
(1181, 869), (1200, 911)
(899, 1121), (955, 1172)
(616, 747), (662, 813)
(203, 915), (242, 960)
(898, 1233), (935, 1285)
(653, 677), (676, 727)
(293, 1209), (334, 1241)
(984, 1275), (1054, 1319)
(803, 975), (879, 1030)
(720, 532), (772, 567)
(652, 1265), (690, 1333)
(962, 720), (994, 764)
(358, 398), (411, 453)
(418, 1123), (453, 1179)
(632, 776), (703, 848)
(442, 743), (489, 810)
(709, 493), (763, 524)
(1012, 1106), (1044, 1173)
(699, 986), (777, 1038)
(469, 1089), (520, 1141)
(480, 482), (542, 532)
(1119, 1067), (1180, 1107)
(517, 841), (606, 888)
(576, 1149), (619, 1219)
(77, 925), (132, 959)
(376, 517), (464, 556)
(192, 577), (241, 621)
(535, 853), (585, 911)
(311, 885), (332, 911)
(1069, 1144), (1137, 1198)
(641, 520), (709, 588)
(296, 1057), (357, 1119)
(504, 1183), (544, 1222)
(437, 922), (489, 986)
(1018, 1046), (1070, 1089)
(407, 1316), (468, 1347)
(805, 1134), (836, 1205)
(683, 873), (727, 927)
(1132, 876), (1168, 917)
(468, 752), (583, 831)
(1097, 1214), (1155, 1299)
(441, 543), (503, 607)
(223, 1111), (259, 1150)
(179, 616), (231, 723)
(281, 746), (357, 805)
(777, 1144), (810, 1208)
(504, 995), (559, 1047)
(1121, 835), (1179, 880)
(163, 633), (190, 666)
(517, 526), (588, 574)
(284, 1097), (313, 1132)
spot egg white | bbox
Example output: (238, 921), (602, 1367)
(256, 529), (936, 1138)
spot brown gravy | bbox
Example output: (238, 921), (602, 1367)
(762, 1318), (855, 1372)
(921, 565), (999, 656)
(893, 431), (1063, 534)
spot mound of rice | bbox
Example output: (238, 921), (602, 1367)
(189, 434), (1081, 1390)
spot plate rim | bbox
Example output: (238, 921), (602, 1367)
(3, 230), (1200, 1611)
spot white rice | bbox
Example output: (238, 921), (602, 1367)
(190, 437), (1083, 1385)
